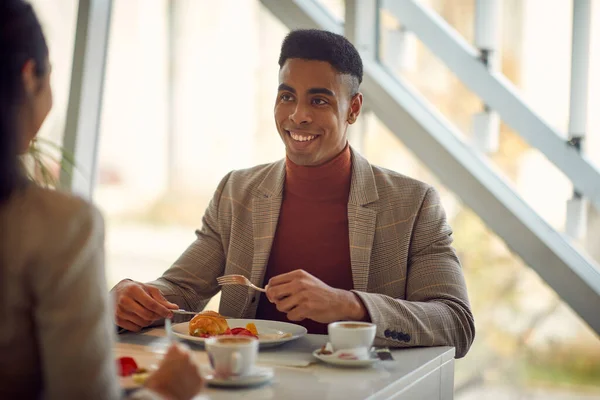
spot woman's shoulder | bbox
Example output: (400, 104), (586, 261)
(22, 185), (101, 227)
(1, 185), (104, 278)
(4, 185), (104, 249)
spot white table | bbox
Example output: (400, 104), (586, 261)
(116, 328), (455, 400)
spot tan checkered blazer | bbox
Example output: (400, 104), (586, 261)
(149, 147), (475, 358)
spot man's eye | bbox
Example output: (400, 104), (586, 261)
(312, 98), (327, 105)
(280, 94), (294, 102)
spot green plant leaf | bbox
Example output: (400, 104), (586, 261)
(25, 138), (79, 189)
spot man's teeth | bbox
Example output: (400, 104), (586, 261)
(289, 132), (317, 142)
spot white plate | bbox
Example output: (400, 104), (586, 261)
(312, 348), (379, 368)
(171, 319), (307, 348)
(204, 366), (274, 388)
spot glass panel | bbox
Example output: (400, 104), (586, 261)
(395, 0), (574, 130)
(378, 1), (600, 264)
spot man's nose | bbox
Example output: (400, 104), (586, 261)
(289, 103), (312, 125)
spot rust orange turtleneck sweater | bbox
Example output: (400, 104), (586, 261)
(255, 144), (354, 334)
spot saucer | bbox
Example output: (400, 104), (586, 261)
(312, 347), (380, 368)
(204, 366), (274, 388)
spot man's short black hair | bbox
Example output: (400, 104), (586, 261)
(278, 29), (363, 95)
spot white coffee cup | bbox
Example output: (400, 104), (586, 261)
(205, 335), (258, 378)
(328, 321), (376, 357)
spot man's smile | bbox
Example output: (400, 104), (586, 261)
(286, 130), (319, 143)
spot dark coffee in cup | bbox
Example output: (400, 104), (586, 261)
(339, 323), (370, 329)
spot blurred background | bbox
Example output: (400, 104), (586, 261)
(28, 0), (600, 398)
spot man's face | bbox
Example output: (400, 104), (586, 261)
(274, 59), (362, 166)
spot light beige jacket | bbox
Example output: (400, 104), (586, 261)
(0, 185), (120, 399)
(150, 148), (475, 358)
(0, 186), (162, 399)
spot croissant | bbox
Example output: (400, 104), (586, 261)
(189, 311), (229, 336)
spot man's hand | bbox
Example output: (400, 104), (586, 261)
(265, 270), (368, 323)
(111, 279), (179, 332)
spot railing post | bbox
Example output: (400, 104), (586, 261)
(566, 0), (592, 240)
(345, 0), (378, 152)
(384, 26), (418, 72)
(344, 0), (378, 61)
(472, 0), (501, 154)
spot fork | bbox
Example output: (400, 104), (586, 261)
(171, 309), (199, 316)
(217, 274), (267, 293)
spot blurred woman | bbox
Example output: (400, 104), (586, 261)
(0, 1), (203, 398)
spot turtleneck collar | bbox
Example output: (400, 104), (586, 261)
(284, 143), (352, 201)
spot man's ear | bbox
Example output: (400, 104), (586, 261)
(21, 59), (38, 97)
(347, 92), (363, 124)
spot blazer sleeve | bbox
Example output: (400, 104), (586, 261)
(31, 203), (121, 400)
(353, 187), (475, 358)
(147, 172), (233, 312)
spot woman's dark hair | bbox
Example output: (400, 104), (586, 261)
(0, 0), (48, 202)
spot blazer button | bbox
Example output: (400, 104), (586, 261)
(391, 331), (398, 340)
(251, 296), (256, 303)
(384, 329), (392, 338)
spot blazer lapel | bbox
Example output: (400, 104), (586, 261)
(249, 160), (285, 290)
(348, 148), (379, 292)
(250, 196), (282, 286)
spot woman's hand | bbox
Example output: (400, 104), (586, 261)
(144, 343), (204, 400)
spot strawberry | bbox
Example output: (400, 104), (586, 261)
(117, 357), (138, 377)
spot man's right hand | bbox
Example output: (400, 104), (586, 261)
(111, 279), (179, 332)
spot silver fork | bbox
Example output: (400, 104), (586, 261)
(171, 309), (198, 316)
(217, 274), (267, 293)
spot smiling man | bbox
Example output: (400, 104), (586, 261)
(111, 30), (475, 358)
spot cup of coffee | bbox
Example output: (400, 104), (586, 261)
(204, 335), (258, 378)
(328, 321), (376, 358)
